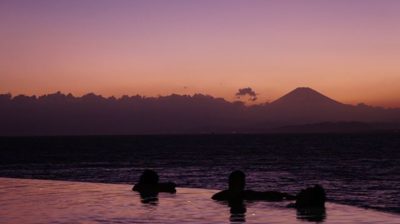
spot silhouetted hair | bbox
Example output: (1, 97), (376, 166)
(295, 185), (326, 208)
(139, 169), (159, 185)
(229, 170), (245, 191)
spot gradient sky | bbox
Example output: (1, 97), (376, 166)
(1, 0), (400, 107)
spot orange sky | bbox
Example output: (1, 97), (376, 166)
(1, 1), (400, 107)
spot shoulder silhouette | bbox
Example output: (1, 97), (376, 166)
(212, 170), (294, 201)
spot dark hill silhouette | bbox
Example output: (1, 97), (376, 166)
(0, 88), (399, 135)
(266, 87), (352, 125)
(271, 87), (342, 107)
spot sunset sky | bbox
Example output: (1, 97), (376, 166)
(1, 0), (400, 107)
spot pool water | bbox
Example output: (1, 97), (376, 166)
(0, 178), (399, 223)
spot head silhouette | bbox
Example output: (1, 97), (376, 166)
(228, 170), (245, 192)
(296, 184), (326, 208)
(139, 169), (159, 185)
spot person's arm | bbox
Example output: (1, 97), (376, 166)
(158, 182), (177, 193)
(132, 183), (141, 191)
(211, 190), (228, 200)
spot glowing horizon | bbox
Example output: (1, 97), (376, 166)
(1, 0), (400, 107)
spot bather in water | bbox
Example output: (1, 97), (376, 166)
(132, 169), (176, 204)
(290, 185), (327, 222)
(294, 184), (326, 208)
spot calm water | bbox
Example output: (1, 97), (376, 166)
(1, 178), (400, 223)
(0, 134), (399, 214)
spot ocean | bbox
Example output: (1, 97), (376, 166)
(0, 134), (399, 214)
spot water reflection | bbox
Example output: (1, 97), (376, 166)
(139, 191), (159, 205)
(220, 197), (328, 223)
(296, 208), (326, 223)
(229, 199), (247, 223)
(1, 178), (398, 224)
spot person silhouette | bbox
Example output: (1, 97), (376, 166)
(288, 185), (327, 222)
(212, 170), (294, 201)
(212, 170), (246, 201)
(294, 184), (326, 208)
(211, 171), (247, 222)
(132, 170), (176, 203)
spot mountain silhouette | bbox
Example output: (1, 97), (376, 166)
(271, 87), (342, 107)
(266, 87), (351, 125)
(0, 88), (399, 135)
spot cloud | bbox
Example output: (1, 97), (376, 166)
(235, 87), (258, 101)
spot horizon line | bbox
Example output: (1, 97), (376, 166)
(1, 87), (398, 109)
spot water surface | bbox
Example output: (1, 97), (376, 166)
(1, 178), (399, 223)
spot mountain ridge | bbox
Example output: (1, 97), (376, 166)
(0, 87), (399, 135)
